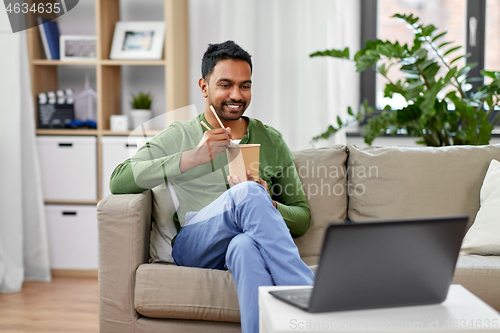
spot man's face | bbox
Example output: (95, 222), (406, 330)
(203, 59), (252, 121)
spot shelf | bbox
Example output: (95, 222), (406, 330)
(45, 200), (100, 205)
(32, 60), (97, 66)
(101, 129), (163, 136)
(36, 129), (164, 136)
(37, 129), (98, 136)
(100, 59), (167, 66)
(31, 59), (166, 66)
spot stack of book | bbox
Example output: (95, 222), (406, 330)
(37, 17), (60, 60)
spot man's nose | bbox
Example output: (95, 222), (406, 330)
(229, 87), (242, 101)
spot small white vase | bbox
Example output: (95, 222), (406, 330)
(130, 109), (152, 130)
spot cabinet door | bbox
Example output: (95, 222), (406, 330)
(37, 136), (97, 201)
(45, 204), (98, 269)
(101, 136), (149, 198)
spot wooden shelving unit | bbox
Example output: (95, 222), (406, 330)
(32, 60), (98, 66)
(36, 129), (99, 136)
(26, 0), (190, 204)
(99, 60), (167, 66)
(99, 129), (163, 136)
(44, 200), (101, 206)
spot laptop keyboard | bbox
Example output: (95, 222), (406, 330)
(270, 288), (313, 309)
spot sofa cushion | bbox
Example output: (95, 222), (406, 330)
(292, 146), (348, 265)
(453, 254), (500, 311)
(150, 183), (178, 264)
(134, 264), (240, 322)
(347, 144), (500, 227)
(461, 159), (500, 255)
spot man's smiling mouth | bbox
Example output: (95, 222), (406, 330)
(225, 104), (243, 111)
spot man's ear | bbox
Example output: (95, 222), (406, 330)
(199, 78), (208, 98)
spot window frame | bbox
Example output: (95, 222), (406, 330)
(359, 0), (486, 107)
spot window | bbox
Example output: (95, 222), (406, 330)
(485, 0), (500, 73)
(360, 0), (492, 110)
(377, 0), (467, 109)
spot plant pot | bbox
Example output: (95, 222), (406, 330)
(130, 109), (152, 130)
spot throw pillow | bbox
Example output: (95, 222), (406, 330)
(149, 182), (179, 263)
(461, 159), (500, 255)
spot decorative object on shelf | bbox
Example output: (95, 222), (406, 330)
(60, 35), (96, 61)
(110, 115), (129, 132)
(310, 13), (500, 147)
(37, 16), (60, 60)
(67, 119), (97, 129)
(131, 92), (152, 110)
(65, 88), (75, 104)
(130, 92), (153, 130)
(75, 74), (98, 123)
(110, 21), (165, 60)
(37, 90), (74, 129)
(130, 110), (153, 130)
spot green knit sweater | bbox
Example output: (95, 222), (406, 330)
(109, 113), (310, 237)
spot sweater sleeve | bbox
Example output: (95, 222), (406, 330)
(109, 129), (185, 194)
(272, 161), (311, 237)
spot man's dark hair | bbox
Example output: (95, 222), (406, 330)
(201, 40), (252, 80)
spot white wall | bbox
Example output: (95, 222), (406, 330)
(188, 0), (360, 151)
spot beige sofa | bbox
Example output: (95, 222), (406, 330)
(97, 144), (500, 332)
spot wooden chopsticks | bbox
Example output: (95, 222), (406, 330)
(200, 121), (211, 131)
(210, 105), (226, 129)
(201, 105), (236, 146)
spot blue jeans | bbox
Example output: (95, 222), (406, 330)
(172, 181), (314, 333)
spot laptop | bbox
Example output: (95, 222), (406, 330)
(270, 215), (468, 313)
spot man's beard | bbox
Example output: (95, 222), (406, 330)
(213, 101), (247, 121)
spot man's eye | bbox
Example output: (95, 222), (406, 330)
(243, 85), (251, 89)
(220, 84), (230, 88)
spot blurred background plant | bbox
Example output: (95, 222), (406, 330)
(131, 92), (152, 110)
(311, 13), (500, 146)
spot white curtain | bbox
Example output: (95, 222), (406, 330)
(189, 0), (360, 151)
(0, 9), (51, 292)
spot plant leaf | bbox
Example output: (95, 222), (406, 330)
(421, 24), (437, 36)
(312, 125), (338, 141)
(481, 70), (500, 79)
(337, 116), (343, 127)
(443, 46), (462, 57)
(310, 47), (350, 59)
(449, 55), (466, 65)
(438, 41), (453, 49)
(431, 31), (447, 42)
(444, 66), (458, 83)
(457, 65), (473, 79)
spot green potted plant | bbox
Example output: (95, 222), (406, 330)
(130, 92), (153, 130)
(311, 13), (500, 146)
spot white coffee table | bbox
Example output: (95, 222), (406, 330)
(259, 285), (500, 332)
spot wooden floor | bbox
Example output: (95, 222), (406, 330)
(0, 277), (98, 333)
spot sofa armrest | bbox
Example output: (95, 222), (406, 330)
(97, 191), (152, 333)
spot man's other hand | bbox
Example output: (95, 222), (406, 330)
(227, 172), (277, 208)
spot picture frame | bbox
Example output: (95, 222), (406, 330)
(110, 22), (165, 60)
(60, 35), (97, 61)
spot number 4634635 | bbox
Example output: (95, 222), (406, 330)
(6, 2), (61, 14)
(444, 319), (498, 329)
